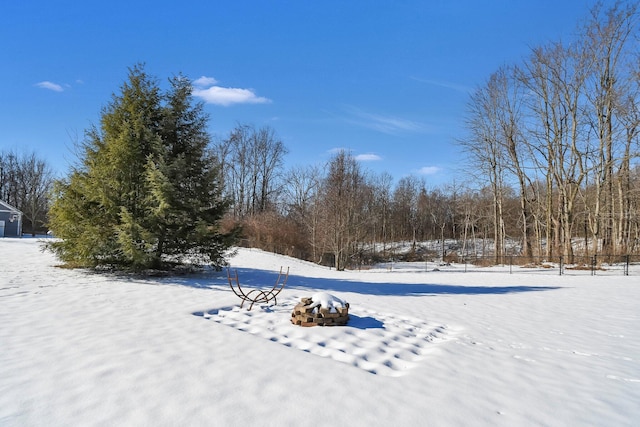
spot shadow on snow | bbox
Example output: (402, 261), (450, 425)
(164, 266), (561, 297)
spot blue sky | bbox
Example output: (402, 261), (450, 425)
(1, 0), (594, 185)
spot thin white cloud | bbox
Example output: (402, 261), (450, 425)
(35, 81), (64, 92)
(417, 166), (441, 175)
(193, 76), (218, 87)
(411, 76), (473, 94)
(355, 153), (382, 161)
(192, 75), (270, 107)
(326, 149), (382, 162)
(193, 86), (270, 106)
(343, 106), (423, 134)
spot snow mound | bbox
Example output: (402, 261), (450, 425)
(308, 292), (347, 313)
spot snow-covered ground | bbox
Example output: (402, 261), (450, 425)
(1, 238), (639, 426)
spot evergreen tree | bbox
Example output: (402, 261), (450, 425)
(47, 65), (236, 271)
(144, 74), (236, 268)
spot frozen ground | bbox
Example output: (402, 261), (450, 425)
(1, 238), (639, 426)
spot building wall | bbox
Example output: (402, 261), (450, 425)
(0, 207), (22, 237)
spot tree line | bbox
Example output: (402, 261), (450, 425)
(0, 149), (53, 235)
(462, 1), (640, 263)
(220, 133), (610, 270)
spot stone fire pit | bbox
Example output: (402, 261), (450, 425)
(291, 292), (349, 327)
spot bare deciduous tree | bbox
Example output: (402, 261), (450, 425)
(217, 124), (288, 219)
(0, 150), (54, 235)
(319, 150), (369, 270)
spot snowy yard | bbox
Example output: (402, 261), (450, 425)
(1, 238), (639, 426)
